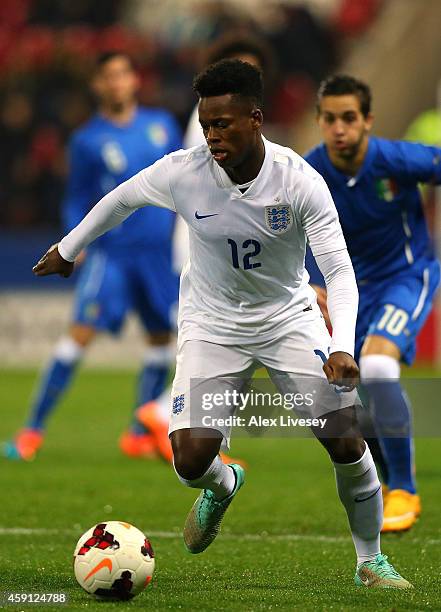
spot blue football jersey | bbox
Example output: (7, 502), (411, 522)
(63, 107), (182, 253)
(305, 137), (441, 281)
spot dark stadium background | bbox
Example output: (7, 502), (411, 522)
(1, 0), (439, 365)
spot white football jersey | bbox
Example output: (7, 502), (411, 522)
(59, 137), (350, 347)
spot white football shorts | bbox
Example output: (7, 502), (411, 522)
(169, 306), (360, 448)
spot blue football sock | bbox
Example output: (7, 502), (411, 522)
(137, 363), (169, 406)
(130, 362), (169, 435)
(363, 380), (416, 494)
(27, 358), (78, 431)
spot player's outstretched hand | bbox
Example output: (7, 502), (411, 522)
(323, 351), (359, 391)
(32, 243), (74, 278)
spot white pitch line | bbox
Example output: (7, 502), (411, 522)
(0, 528), (439, 545)
(0, 527), (344, 542)
(0, 528), (64, 535)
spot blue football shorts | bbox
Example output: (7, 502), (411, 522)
(355, 258), (440, 364)
(72, 247), (179, 334)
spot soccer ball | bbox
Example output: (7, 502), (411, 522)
(73, 521), (155, 600)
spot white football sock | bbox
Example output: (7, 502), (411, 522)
(333, 445), (382, 565)
(54, 336), (84, 364)
(359, 353), (400, 381)
(175, 455), (236, 500)
(143, 344), (175, 367)
(155, 388), (171, 423)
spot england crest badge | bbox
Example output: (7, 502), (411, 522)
(265, 205), (292, 234)
(172, 394), (185, 415)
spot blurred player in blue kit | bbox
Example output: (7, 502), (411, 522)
(305, 75), (441, 532)
(6, 51), (182, 461)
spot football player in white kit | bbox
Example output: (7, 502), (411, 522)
(33, 60), (411, 589)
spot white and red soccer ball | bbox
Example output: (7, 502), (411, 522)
(73, 521), (155, 600)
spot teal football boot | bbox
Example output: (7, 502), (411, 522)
(183, 463), (245, 554)
(355, 554), (413, 589)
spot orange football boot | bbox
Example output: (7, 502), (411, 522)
(219, 452), (248, 469)
(381, 489), (421, 532)
(136, 402), (173, 463)
(119, 431), (156, 459)
(7, 428), (44, 461)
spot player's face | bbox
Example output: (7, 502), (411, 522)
(317, 94), (373, 163)
(93, 56), (139, 110)
(198, 94), (263, 169)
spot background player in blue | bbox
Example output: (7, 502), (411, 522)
(6, 51), (182, 461)
(305, 75), (441, 532)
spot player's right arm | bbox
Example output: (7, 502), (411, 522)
(33, 155), (176, 277)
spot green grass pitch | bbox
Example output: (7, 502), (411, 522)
(0, 369), (440, 611)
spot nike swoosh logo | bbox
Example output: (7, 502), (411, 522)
(354, 484), (381, 503)
(84, 558), (113, 582)
(195, 211), (219, 219)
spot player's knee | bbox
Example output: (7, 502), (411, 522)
(173, 450), (214, 481)
(171, 432), (216, 481)
(328, 437), (365, 464)
(359, 354), (400, 381)
(148, 331), (172, 346)
(69, 324), (97, 348)
(173, 455), (206, 481)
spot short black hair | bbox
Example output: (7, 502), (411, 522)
(95, 51), (135, 71)
(317, 75), (372, 117)
(204, 32), (275, 78)
(193, 59), (263, 107)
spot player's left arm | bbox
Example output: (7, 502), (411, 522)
(298, 175), (359, 389)
(311, 283), (330, 327)
(385, 140), (441, 185)
(314, 250), (359, 389)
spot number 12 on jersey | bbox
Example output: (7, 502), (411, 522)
(227, 239), (261, 270)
